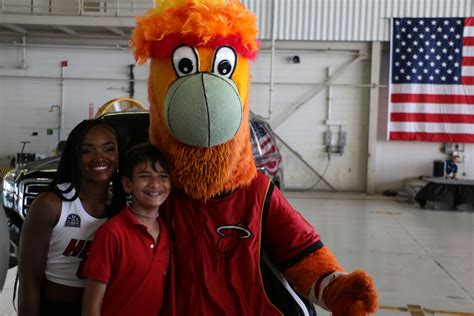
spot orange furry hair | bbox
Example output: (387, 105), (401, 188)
(131, 0), (259, 64)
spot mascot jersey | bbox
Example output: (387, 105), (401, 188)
(161, 172), (322, 315)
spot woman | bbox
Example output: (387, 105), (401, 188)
(18, 119), (125, 316)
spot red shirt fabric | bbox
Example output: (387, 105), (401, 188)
(84, 207), (170, 316)
(161, 172), (321, 316)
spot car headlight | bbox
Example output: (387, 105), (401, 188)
(2, 170), (16, 209)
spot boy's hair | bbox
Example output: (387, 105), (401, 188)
(123, 143), (169, 178)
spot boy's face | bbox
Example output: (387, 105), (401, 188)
(122, 160), (171, 212)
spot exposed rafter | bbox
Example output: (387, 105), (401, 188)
(1, 23), (28, 34)
(53, 25), (78, 36)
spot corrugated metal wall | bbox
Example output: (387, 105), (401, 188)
(242, 0), (474, 41)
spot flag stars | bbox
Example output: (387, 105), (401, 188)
(435, 69), (440, 74)
(455, 34), (461, 39)
(417, 75), (422, 80)
(449, 27), (455, 32)
(430, 34), (436, 39)
(429, 75), (434, 80)
(454, 62), (459, 67)
(441, 76), (446, 81)
(456, 20), (462, 24)
(437, 27), (443, 32)
(448, 55), (454, 60)
(407, 61), (412, 66)
(407, 20), (412, 25)
(448, 41), (454, 46)
(406, 75), (411, 80)
(425, 27), (430, 32)
(431, 20), (437, 25)
(419, 34), (425, 39)
(443, 20), (449, 25)
(443, 34), (449, 39)
(419, 20), (425, 25)
(441, 62), (447, 67)
(454, 76), (459, 81)
(423, 68), (428, 74)
(419, 47), (424, 53)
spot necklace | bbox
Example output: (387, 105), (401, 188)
(129, 207), (159, 220)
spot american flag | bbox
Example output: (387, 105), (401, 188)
(389, 17), (474, 142)
(250, 119), (281, 177)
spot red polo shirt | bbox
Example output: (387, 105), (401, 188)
(84, 207), (170, 316)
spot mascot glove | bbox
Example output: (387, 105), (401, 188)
(322, 269), (378, 316)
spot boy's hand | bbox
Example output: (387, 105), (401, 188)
(323, 269), (378, 316)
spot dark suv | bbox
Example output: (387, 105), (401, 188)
(2, 110), (283, 253)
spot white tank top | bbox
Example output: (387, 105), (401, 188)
(44, 184), (107, 287)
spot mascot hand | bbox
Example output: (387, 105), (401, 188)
(322, 269), (378, 316)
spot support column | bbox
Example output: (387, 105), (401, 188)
(366, 42), (381, 194)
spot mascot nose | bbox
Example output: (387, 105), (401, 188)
(164, 73), (242, 148)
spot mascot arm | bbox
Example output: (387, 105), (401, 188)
(265, 186), (377, 315)
(284, 248), (378, 315)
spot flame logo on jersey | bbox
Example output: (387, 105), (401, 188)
(215, 221), (252, 259)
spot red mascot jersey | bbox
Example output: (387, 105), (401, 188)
(161, 172), (322, 315)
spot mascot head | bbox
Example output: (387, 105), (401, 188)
(132, 0), (259, 200)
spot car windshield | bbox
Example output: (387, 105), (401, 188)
(102, 113), (150, 150)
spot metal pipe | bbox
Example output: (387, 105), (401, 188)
(59, 64), (66, 141)
(20, 36), (27, 69)
(0, 74), (146, 82)
(265, 0), (277, 120)
(0, 42), (129, 51)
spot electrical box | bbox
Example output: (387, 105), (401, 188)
(339, 132), (347, 147)
(323, 131), (332, 146)
(47, 129), (53, 135)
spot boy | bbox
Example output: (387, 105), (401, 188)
(82, 143), (171, 316)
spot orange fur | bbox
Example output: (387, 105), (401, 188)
(147, 48), (256, 200)
(131, 0), (258, 64)
(284, 246), (344, 297)
(323, 269), (378, 315)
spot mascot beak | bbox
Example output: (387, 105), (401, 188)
(162, 45), (243, 148)
(164, 72), (242, 148)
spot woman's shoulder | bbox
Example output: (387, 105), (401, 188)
(25, 191), (62, 225)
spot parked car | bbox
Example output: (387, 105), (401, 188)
(2, 108), (283, 254)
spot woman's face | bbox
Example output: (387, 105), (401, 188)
(79, 125), (118, 184)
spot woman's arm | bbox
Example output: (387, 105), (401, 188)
(18, 192), (61, 316)
(82, 278), (107, 316)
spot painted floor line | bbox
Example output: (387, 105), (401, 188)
(380, 305), (474, 315)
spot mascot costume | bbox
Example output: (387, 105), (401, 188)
(132, 0), (378, 314)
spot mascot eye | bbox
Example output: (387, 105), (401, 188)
(172, 46), (199, 77)
(212, 46), (237, 78)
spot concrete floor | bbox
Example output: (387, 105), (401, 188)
(0, 192), (473, 315)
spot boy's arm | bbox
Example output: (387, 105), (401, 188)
(82, 278), (107, 316)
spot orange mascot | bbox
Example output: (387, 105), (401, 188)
(132, 0), (378, 315)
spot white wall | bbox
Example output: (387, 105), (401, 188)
(1, 41), (472, 193)
(0, 45), (149, 166)
(251, 41), (371, 192)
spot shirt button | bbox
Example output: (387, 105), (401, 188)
(150, 244), (154, 249)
